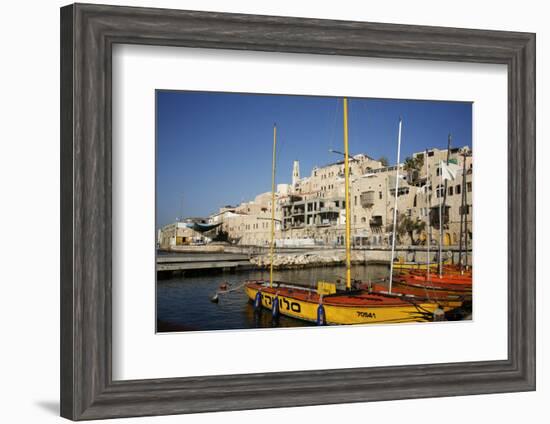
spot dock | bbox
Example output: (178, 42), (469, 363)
(157, 253), (253, 272)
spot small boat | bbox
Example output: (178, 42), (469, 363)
(394, 277), (472, 297)
(244, 99), (452, 325)
(245, 280), (450, 325)
(399, 270), (472, 285)
(392, 259), (450, 271)
(363, 282), (465, 309)
(402, 264), (472, 279)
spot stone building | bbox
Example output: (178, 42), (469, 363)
(157, 222), (201, 248)
(215, 191), (284, 246)
(207, 147), (472, 248)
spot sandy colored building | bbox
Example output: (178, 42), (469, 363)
(198, 147), (472, 248)
(157, 222), (205, 248)
(349, 146), (472, 247)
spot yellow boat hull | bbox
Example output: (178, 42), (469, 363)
(246, 286), (449, 325)
(392, 260), (451, 271)
(393, 263), (436, 270)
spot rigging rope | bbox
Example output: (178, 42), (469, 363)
(210, 281), (249, 303)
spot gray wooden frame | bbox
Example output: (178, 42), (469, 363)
(60, 3), (536, 421)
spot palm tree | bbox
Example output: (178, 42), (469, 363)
(396, 214), (426, 245)
(403, 155), (424, 185)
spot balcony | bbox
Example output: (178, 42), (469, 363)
(369, 215), (383, 227)
(360, 191), (375, 207)
(319, 206), (340, 214)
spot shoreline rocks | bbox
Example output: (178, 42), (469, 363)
(250, 250), (384, 269)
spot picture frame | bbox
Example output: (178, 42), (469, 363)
(60, 3), (535, 420)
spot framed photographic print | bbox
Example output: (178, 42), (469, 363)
(60, 3), (535, 420)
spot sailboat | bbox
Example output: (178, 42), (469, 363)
(244, 98), (453, 325)
(392, 146), (472, 300)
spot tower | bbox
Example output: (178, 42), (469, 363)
(292, 160), (300, 186)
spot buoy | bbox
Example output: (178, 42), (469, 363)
(210, 294), (219, 303)
(254, 291), (262, 311)
(272, 296), (280, 319)
(316, 303), (326, 326)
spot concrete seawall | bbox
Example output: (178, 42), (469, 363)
(157, 245), (471, 274)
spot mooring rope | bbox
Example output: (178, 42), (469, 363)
(210, 281), (249, 303)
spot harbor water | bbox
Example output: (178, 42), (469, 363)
(157, 264), (389, 332)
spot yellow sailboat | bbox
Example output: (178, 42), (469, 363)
(392, 259), (451, 271)
(244, 98), (452, 325)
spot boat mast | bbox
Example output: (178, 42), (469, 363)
(458, 149), (468, 273)
(425, 149), (431, 282)
(388, 117), (403, 294)
(269, 124), (277, 288)
(438, 135), (451, 277)
(438, 163), (443, 278)
(343, 98), (352, 290)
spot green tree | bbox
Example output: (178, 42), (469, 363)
(377, 156), (389, 167)
(396, 214), (426, 245)
(403, 155), (424, 185)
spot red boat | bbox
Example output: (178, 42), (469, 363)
(394, 277), (471, 296)
(361, 282), (467, 308)
(399, 270), (472, 285)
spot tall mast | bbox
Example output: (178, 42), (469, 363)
(388, 117), (403, 294)
(343, 98), (352, 290)
(459, 149), (468, 273)
(438, 161), (443, 278)
(425, 149), (431, 282)
(438, 135), (452, 277)
(269, 124), (277, 288)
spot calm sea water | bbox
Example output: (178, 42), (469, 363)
(156, 264), (389, 332)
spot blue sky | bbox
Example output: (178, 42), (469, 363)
(156, 91), (472, 228)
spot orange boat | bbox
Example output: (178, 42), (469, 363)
(399, 270), (472, 285)
(362, 282), (466, 309)
(394, 275), (471, 296)
(444, 264), (472, 273)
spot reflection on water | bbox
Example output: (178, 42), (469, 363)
(156, 264), (388, 333)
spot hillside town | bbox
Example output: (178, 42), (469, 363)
(158, 146), (472, 251)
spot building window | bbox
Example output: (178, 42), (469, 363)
(467, 182), (472, 192)
(460, 205), (470, 215)
(449, 186), (454, 196)
(361, 217), (366, 223)
(456, 184), (461, 195)
(379, 191), (382, 199)
(354, 196), (357, 206)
